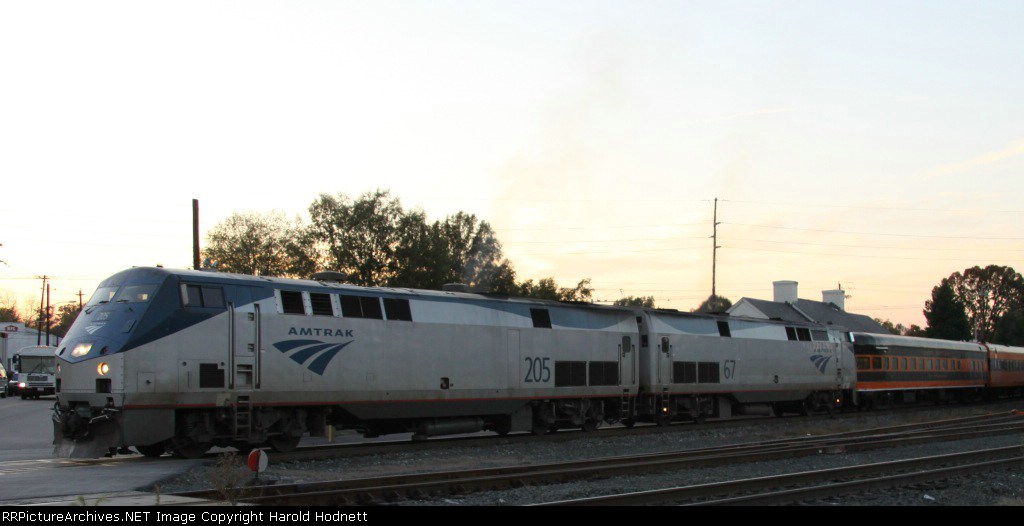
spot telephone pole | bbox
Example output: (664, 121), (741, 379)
(36, 275), (47, 345)
(192, 199), (201, 271)
(45, 281), (51, 346)
(710, 198), (721, 298)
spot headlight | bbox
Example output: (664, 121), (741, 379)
(71, 343), (93, 358)
(97, 363), (109, 376)
(18, 382), (26, 388)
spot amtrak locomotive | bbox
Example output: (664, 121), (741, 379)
(51, 267), (1023, 458)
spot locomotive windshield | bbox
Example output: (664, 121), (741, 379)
(113, 284), (157, 304)
(86, 286), (119, 307)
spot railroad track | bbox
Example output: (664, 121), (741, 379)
(249, 400), (1023, 463)
(539, 445), (1024, 506)
(171, 410), (1024, 505)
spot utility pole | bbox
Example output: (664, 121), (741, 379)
(78, 289), (84, 310)
(45, 282), (51, 346)
(710, 198), (721, 298)
(36, 275), (46, 345)
(192, 197), (201, 268)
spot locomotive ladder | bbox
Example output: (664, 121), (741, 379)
(620, 389), (632, 419)
(234, 396), (252, 439)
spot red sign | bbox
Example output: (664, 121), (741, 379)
(247, 449), (268, 473)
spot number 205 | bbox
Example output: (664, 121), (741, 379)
(524, 357), (551, 383)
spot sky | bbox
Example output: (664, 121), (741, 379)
(2, 1), (1023, 327)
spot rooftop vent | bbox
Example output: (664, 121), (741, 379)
(442, 283), (470, 293)
(312, 271), (347, 283)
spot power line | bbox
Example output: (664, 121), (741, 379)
(728, 237), (1024, 253)
(723, 222), (1024, 240)
(721, 199), (1024, 214)
(728, 245), (1024, 262)
(492, 221), (709, 231)
(512, 245), (708, 256)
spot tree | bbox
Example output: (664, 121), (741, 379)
(517, 278), (593, 302)
(482, 261), (520, 296)
(391, 212), (510, 291)
(945, 265), (1024, 342)
(557, 278), (594, 302)
(203, 211), (308, 277)
(993, 308), (1024, 346)
(0, 291), (20, 322)
(875, 318), (926, 337)
(904, 324), (927, 337)
(923, 278), (971, 341)
(308, 190), (411, 287)
(614, 296), (656, 308)
(694, 294), (732, 313)
(50, 304), (82, 338)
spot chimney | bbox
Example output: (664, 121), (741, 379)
(773, 280), (798, 303)
(822, 289), (846, 311)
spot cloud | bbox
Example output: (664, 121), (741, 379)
(688, 107), (797, 126)
(925, 138), (1024, 180)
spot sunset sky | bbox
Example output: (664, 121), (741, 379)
(2, 1), (1023, 327)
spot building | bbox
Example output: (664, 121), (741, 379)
(1, 323), (61, 371)
(727, 280), (889, 334)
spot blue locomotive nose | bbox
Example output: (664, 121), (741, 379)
(57, 268), (177, 363)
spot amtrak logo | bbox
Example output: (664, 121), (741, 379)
(273, 339), (353, 375)
(810, 354), (832, 373)
(84, 324), (106, 334)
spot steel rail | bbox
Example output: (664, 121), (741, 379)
(538, 445), (1024, 506)
(171, 413), (1024, 505)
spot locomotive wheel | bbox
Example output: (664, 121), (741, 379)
(621, 419), (636, 428)
(269, 434), (301, 453)
(135, 443), (166, 458)
(172, 442), (211, 459)
(580, 418), (600, 432)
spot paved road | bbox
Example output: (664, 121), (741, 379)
(0, 395), (203, 504)
(0, 394), (58, 461)
(0, 395), (490, 504)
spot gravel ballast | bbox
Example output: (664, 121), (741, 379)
(156, 401), (1024, 505)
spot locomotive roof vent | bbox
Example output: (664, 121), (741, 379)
(442, 283), (471, 293)
(312, 271), (347, 283)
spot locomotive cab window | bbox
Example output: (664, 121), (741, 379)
(717, 321), (731, 337)
(114, 284), (158, 304)
(182, 284), (226, 309)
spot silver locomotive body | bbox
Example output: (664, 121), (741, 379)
(54, 267), (639, 458)
(636, 310), (854, 423)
